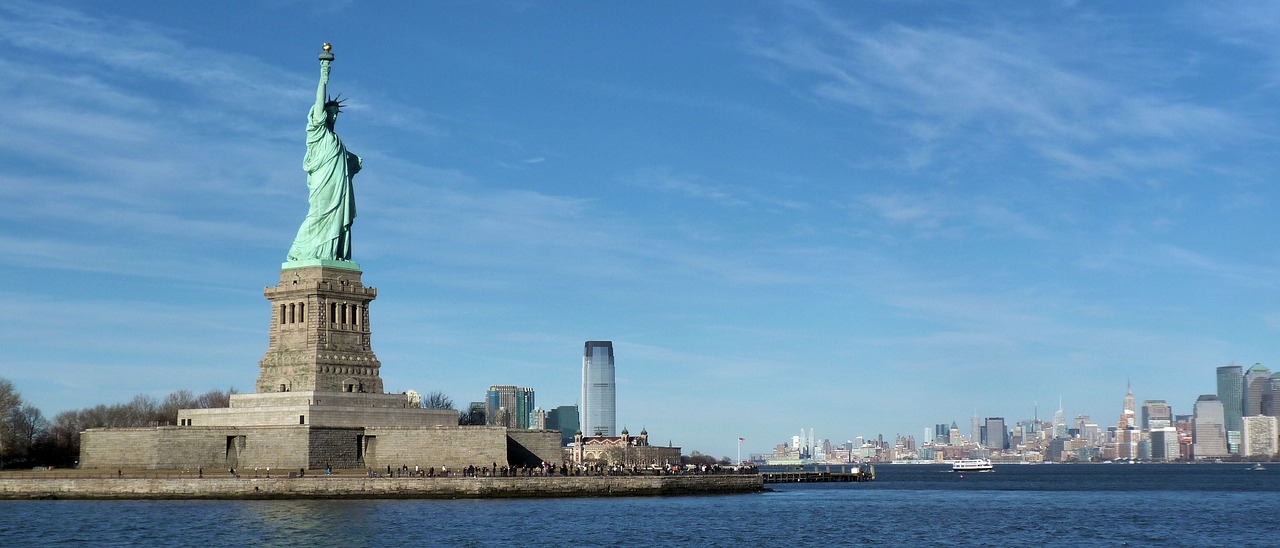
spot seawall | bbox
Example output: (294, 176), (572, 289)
(0, 474), (763, 500)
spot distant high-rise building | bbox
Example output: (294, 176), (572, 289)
(1266, 373), (1280, 417)
(934, 423), (950, 444)
(983, 417), (1007, 450)
(1216, 365), (1244, 435)
(1081, 422), (1100, 445)
(464, 401), (486, 426)
(1241, 415), (1279, 458)
(1115, 384), (1139, 459)
(1149, 427), (1179, 462)
(1122, 382), (1136, 429)
(1020, 417), (1041, 439)
(486, 385), (535, 429)
(971, 415), (981, 443)
(1142, 400), (1172, 430)
(1053, 399), (1067, 439)
(547, 405), (579, 446)
(529, 407), (547, 430)
(1192, 394), (1229, 459)
(1244, 364), (1272, 417)
(581, 341), (616, 436)
(1073, 415), (1090, 434)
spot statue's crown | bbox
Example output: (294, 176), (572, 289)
(324, 94), (346, 112)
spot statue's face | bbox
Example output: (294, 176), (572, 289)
(325, 105), (340, 126)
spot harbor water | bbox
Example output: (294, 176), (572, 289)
(2, 463), (1276, 546)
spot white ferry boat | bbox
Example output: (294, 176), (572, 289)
(951, 459), (993, 472)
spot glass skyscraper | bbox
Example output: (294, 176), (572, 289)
(983, 417), (1007, 449)
(1193, 394), (1229, 459)
(1244, 363), (1271, 417)
(547, 404), (580, 446)
(485, 385), (534, 429)
(582, 341), (616, 436)
(1216, 365), (1243, 436)
(1141, 400), (1172, 429)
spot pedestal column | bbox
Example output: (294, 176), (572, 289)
(257, 263), (383, 394)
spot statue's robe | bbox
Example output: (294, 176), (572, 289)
(287, 104), (361, 261)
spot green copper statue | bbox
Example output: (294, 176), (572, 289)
(287, 43), (362, 263)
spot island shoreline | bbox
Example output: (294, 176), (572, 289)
(0, 474), (764, 500)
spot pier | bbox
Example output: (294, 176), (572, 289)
(761, 465), (875, 483)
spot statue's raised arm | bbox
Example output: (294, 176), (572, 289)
(286, 43), (362, 266)
(314, 43), (332, 114)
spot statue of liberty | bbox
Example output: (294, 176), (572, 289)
(287, 43), (362, 263)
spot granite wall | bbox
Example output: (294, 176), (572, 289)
(80, 425), (558, 471)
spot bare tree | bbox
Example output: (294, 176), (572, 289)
(119, 394), (158, 426)
(0, 378), (25, 465)
(42, 409), (85, 462)
(0, 378), (18, 416)
(420, 391), (455, 410)
(6, 404), (46, 458)
(459, 406), (486, 426)
(158, 389), (198, 424)
(194, 388), (234, 409)
(681, 451), (719, 467)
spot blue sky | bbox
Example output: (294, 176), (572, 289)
(3, 0), (1279, 459)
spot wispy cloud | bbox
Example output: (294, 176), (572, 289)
(0, 2), (455, 285)
(742, 2), (1244, 180)
(0, 2), (309, 117)
(622, 168), (748, 208)
(855, 192), (1047, 240)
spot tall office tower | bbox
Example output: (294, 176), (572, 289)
(546, 405), (579, 446)
(1241, 415), (1279, 458)
(581, 341), (616, 436)
(516, 388), (534, 428)
(1053, 399), (1067, 439)
(1121, 381), (1136, 429)
(1243, 363), (1272, 416)
(1082, 422), (1100, 445)
(1114, 383), (1139, 459)
(949, 422), (961, 446)
(464, 401), (486, 425)
(529, 407), (547, 430)
(983, 417), (1007, 450)
(934, 423), (950, 444)
(1216, 365), (1244, 435)
(1192, 394), (1229, 459)
(971, 415), (981, 442)
(1017, 419), (1040, 444)
(486, 385), (535, 429)
(1266, 373), (1280, 417)
(1073, 415), (1090, 432)
(1149, 427), (1179, 462)
(1141, 400), (1172, 430)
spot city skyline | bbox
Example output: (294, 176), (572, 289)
(6, 2), (1280, 459)
(766, 363), (1276, 462)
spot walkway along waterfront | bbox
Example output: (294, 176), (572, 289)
(0, 473), (764, 500)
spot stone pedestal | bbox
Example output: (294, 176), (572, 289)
(257, 264), (383, 394)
